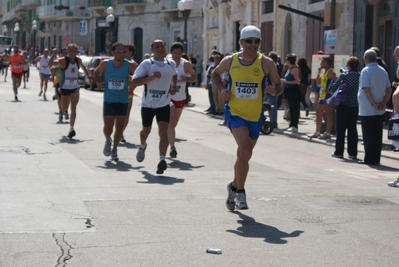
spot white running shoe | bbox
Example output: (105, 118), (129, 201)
(235, 192), (248, 210)
(318, 132), (331, 140)
(103, 139), (112, 157)
(387, 177), (399, 187)
(308, 131), (320, 138)
(111, 148), (119, 162)
(136, 144), (147, 162)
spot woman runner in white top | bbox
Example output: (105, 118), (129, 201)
(167, 42), (197, 158)
(34, 48), (51, 100)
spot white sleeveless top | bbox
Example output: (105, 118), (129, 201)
(39, 56), (50, 75)
(171, 58), (189, 101)
(60, 58), (80, 90)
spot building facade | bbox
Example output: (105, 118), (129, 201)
(2, 0), (399, 79)
(1, 0), (90, 52)
(88, 0), (203, 62)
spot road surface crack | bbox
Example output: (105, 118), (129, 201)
(53, 233), (73, 267)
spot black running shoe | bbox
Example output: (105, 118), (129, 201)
(156, 160), (167, 174)
(14, 96), (18, 101)
(67, 130), (76, 139)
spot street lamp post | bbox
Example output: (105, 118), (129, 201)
(14, 23), (20, 47)
(178, 0), (194, 53)
(106, 7), (115, 56)
(32, 20), (37, 52)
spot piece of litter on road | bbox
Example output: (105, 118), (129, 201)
(206, 248), (222, 254)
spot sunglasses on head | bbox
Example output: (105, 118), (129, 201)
(114, 50), (126, 54)
(244, 39), (261, 44)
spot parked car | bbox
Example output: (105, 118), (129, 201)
(77, 55), (92, 88)
(84, 56), (112, 90)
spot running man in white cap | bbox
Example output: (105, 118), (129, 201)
(212, 25), (282, 210)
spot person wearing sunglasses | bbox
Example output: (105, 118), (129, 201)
(93, 42), (137, 162)
(211, 25), (282, 210)
(49, 43), (93, 139)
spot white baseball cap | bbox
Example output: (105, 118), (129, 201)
(240, 25), (261, 40)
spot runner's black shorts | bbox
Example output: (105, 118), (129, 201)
(60, 88), (80, 96)
(141, 105), (170, 127)
(103, 102), (128, 117)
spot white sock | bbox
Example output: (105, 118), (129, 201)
(70, 126), (74, 132)
(140, 143), (147, 150)
(159, 156), (165, 161)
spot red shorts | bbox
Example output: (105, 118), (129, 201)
(12, 72), (23, 79)
(171, 99), (186, 108)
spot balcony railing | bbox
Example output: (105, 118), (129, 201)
(56, 6), (91, 19)
(21, 0), (42, 8)
(37, 5), (57, 20)
(2, 11), (19, 23)
(88, 0), (113, 7)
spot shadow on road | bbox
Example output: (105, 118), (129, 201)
(137, 170), (185, 185)
(118, 142), (139, 150)
(226, 212), (304, 244)
(58, 137), (93, 144)
(168, 159), (204, 171)
(97, 160), (142, 172)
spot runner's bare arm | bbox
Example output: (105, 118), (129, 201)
(170, 73), (178, 95)
(48, 48), (58, 67)
(78, 58), (91, 78)
(128, 62), (138, 90)
(93, 60), (107, 89)
(211, 56), (231, 91)
(262, 56), (282, 96)
(184, 61), (197, 83)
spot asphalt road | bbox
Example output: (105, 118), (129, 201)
(0, 69), (399, 267)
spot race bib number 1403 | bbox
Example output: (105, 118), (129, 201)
(235, 81), (258, 99)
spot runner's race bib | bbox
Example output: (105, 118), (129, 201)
(149, 89), (166, 101)
(14, 63), (20, 68)
(108, 78), (125, 90)
(235, 81), (258, 99)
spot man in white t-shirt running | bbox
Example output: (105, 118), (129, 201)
(131, 39), (177, 174)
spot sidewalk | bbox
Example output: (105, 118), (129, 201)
(183, 85), (399, 161)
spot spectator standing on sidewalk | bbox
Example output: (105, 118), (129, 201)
(387, 46), (399, 187)
(308, 57), (335, 140)
(297, 57), (311, 117)
(330, 56), (361, 159)
(357, 49), (391, 165)
(281, 53), (301, 132)
(195, 54), (203, 87)
(211, 25), (282, 210)
(267, 51), (282, 128)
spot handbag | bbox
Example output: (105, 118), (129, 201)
(387, 117), (399, 140)
(328, 74), (348, 109)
